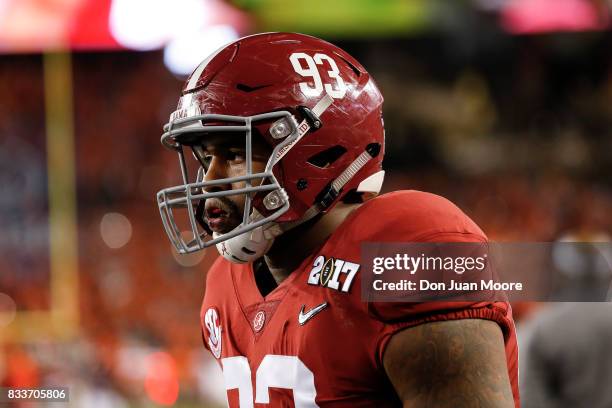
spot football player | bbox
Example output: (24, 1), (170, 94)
(157, 32), (519, 407)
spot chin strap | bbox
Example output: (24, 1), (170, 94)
(213, 208), (280, 264)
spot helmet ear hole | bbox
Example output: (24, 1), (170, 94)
(307, 146), (347, 169)
(341, 189), (365, 204)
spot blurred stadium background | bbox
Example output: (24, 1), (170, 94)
(0, 0), (611, 406)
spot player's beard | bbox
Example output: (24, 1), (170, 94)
(204, 196), (243, 234)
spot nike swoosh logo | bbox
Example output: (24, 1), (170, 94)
(298, 302), (328, 325)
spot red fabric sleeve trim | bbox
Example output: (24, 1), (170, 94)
(375, 304), (513, 371)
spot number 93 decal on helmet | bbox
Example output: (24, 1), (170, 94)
(157, 32), (385, 263)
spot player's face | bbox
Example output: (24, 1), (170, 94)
(200, 136), (271, 234)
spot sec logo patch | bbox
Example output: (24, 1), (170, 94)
(204, 307), (222, 359)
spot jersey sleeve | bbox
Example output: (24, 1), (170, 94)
(342, 191), (517, 377)
(338, 190), (487, 244)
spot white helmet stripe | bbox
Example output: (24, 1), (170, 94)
(185, 44), (230, 91)
(311, 93), (334, 117)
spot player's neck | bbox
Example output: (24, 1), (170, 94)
(263, 202), (362, 285)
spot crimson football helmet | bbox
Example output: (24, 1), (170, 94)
(157, 32), (385, 262)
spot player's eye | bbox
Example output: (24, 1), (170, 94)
(227, 149), (245, 165)
(202, 154), (213, 170)
(192, 145), (215, 171)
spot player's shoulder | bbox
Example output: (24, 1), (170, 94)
(358, 189), (468, 218)
(359, 189), (461, 215)
(336, 190), (486, 242)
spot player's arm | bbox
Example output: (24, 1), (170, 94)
(383, 318), (515, 408)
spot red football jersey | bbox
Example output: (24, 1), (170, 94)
(200, 190), (520, 407)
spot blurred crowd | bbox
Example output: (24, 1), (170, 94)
(1, 28), (611, 407)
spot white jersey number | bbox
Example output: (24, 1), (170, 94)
(222, 355), (318, 407)
(290, 53), (347, 99)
